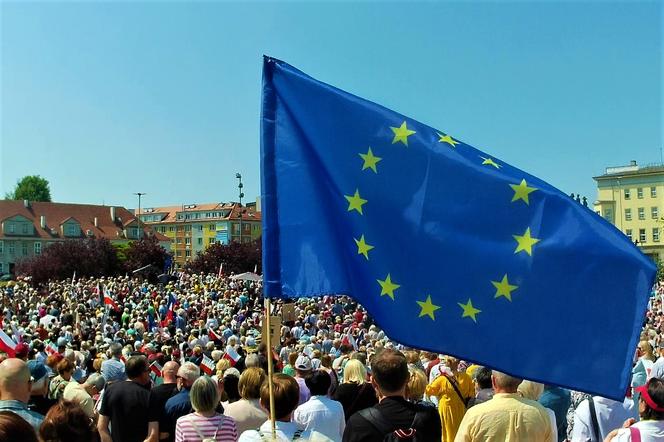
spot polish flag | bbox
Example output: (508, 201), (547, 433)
(161, 306), (174, 328)
(0, 329), (16, 357)
(218, 263), (223, 278)
(223, 347), (240, 367)
(103, 290), (120, 311)
(209, 329), (223, 342)
(200, 355), (215, 375)
(45, 342), (58, 355)
(150, 361), (163, 377)
(342, 333), (358, 351)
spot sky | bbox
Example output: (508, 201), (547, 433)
(1, 0), (661, 211)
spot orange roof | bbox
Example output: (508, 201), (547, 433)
(138, 202), (261, 223)
(0, 200), (170, 242)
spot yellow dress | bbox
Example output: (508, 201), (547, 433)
(425, 371), (474, 442)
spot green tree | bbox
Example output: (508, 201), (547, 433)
(5, 175), (52, 201)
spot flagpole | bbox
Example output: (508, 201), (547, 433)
(264, 297), (276, 440)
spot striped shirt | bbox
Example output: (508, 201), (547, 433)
(175, 412), (238, 442)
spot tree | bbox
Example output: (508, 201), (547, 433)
(5, 175), (52, 202)
(186, 239), (261, 275)
(124, 235), (170, 281)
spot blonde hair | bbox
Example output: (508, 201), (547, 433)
(406, 367), (427, 401)
(343, 359), (366, 384)
(215, 358), (230, 377)
(238, 367), (266, 399)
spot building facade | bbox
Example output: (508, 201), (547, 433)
(138, 202), (261, 268)
(593, 161), (664, 262)
(0, 200), (171, 275)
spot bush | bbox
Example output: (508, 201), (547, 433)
(185, 239), (261, 275)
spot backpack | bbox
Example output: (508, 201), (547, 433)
(359, 406), (428, 441)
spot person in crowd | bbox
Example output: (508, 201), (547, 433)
(406, 366), (431, 405)
(102, 342), (127, 383)
(333, 359), (378, 421)
(425, 356), (473, 442)
(0, 410), (38, 442)
(294, 354), (313, 405)
(47, 358), (75, 401)
(539, 384), (571, 442)
(27, 359), (54, 416)
(0, 358), (44, 431)
(320, 354), (339, 395)
(468, 366), (493, 407)
(223, 367), (268, 434)
(294, 369), (345, 440)
(163, 362), (202, 441)
(571, 391), (638, 441)
(221, 368), (241, 407)
(605, 377), (664, 441)
(175, 376), (238, 442)
(282, 352), (298, 377)
(650, 342), (664, 381)
(62, 371), (106, 419)
(455, 371), (555, 441)
(146, 360), (180, 442)
(98, 355), (152, 442)
(238, 373), (329, 441)
(343, 349), (441, 441)
(634, 340), (657, 397)
(39, 400), (96, 442)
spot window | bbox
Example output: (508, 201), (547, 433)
(22, 223), (28, 234)
(8, 223), (15, 234)
(185, 250), (191, 257)
(652, 187), (657, 198)
(626, 229), (633, 240)
(65, 224), (79, 236)
(639, 229), (646, 243)
(638, 208), (645, 220)
(604, 208), (613, 221)
(21, 243), (27, 256)
(177, 226), (183, 232)
(197, 225), (203, 232)
(197, 238), (203, 245)
(638, 188), (644, 199)
(0, 263), (3, 274)
(209, 224), (216, 231)
(176, 238), (182, 244)
(652, 207), (659, 219)
(625, 209), (632, 221)
(232, 223), (240, 235)
(624, 189), (631, 200)
(34, 242), (41, 255)
(184, 225), (191, 232)
(0, 241), (3, 254)
(208, 238), (216, 244)
(169, 226), (175, 232)
(8, 243), (14, 255)
(176, 251), (182, 257)
(185, 238), (191, 245)
(654, 228), (660, 243)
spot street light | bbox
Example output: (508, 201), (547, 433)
(134, 192), (146, 240)
(236, 173), (244, 243)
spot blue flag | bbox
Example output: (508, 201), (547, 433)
(260, 56), (655, 399)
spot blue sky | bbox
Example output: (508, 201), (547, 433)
(1, 1), (661, 210)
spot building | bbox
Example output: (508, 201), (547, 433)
(0, 200), (171, 275)
(593, 161), (664, 261)
(137, 202), (261, 268)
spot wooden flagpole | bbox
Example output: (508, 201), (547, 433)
(264, 297), (277, 440)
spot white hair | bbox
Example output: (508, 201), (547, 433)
(178, 362), (201, 383)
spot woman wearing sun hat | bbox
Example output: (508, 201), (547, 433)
(605, 377), (664, 441)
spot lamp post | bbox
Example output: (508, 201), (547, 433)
(134, 192), (146, 240)
(236, 173), (244, 243)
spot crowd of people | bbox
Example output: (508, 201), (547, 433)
(0, 272), (662, 441)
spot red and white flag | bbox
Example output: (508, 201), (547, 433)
(45, 342), (58, 355)
(120, 355), (127, 363)
(103, 290), (120, 311)
(0, 329), (16, 357)
(200, 354), (215, 375)
(218, 263), (223, 278)
(342, 333), (358, 351)
(150, 361), (163, 377)
(223, 347), (240, 367)
(161, 306), (174, 328)
(209, 329), (223, 342)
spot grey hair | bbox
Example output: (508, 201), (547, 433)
(491, 370), (523, 391)
(244, 354), (260, 368)
(109, 343), (123, 357)
(190, 376), (219, 413)
(85, 373), (106, 391)
(178, 362), (201, 383)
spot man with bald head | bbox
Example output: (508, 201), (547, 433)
(145, 360), (180, 442)
(0, 358), (45, 431)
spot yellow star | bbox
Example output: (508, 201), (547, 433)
(354, 235), (374, 260)
(377, 274), (400, 300)
(359, 148), (382, 173)
(458, 299), (481, 322)
(510, 179), (537, 205)
(491, 274), (518, 301)
(344, 189), (367, 215)
(513, 227), (540, 256)
(390, 121), (416, 146)
(438, 133), (459, 147)
(417, 295), (441, 320)
(480, 156), (501, 169)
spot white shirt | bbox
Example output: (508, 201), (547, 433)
(238, 420), (332, 442)
(571, 397), (638, 442)
(612, 420), (664, 441)
(648, 356), (664, 380)
(293, 396), (345, 442)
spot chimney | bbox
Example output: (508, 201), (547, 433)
(40, 215), (46, 229)
(110, 206), (116, 222)
(94, 217), (98, 227)
(23, 200), (30, 208)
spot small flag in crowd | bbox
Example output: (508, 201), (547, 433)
(103, 289), (120, 311)
(260, 56), (656, 400)
(0, 329), (16, 357)
(150, 361), (163, 378)
(223, 347), (240, 367)
(45, 342), (59, 355)
(218, 263), (224, 278)
(209, 329), (223, 342)
(342, 333), (358, 351)
(200, 355), (215, 375)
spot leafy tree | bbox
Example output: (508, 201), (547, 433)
(186, 239), (261, 275)
(124, 235), (170, 281)
(5, 175), (52, 202)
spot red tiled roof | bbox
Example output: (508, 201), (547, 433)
(138, 202), (261, 223)
(0, 200), (170, 242)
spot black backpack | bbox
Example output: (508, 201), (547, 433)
(359, 406), (429, 441)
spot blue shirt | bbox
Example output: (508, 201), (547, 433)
(165, 389), (192, 436)
(539, 386), (571, 442)
(101, 357), (126, 382)
(0, 400), (44, 431)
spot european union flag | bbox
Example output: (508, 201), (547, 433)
(260, 56), (655, 400)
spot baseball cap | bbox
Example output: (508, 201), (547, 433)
(27, 360), (48, 382)
(295, 355), (312, 371)
(14, 343), (29, 359)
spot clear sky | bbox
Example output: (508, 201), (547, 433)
(1, 0), (661, 210)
